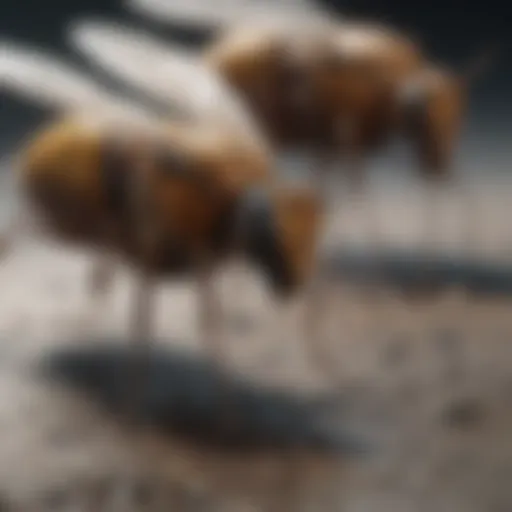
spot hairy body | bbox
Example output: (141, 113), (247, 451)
(204, 21), (467, 184)
(0, 35), (326, 492)
(15, 113), (320, 294)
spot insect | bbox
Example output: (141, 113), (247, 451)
(0, 43), (324, 386)
(198, 21), (497, 247)
(73, 4), (496, 246)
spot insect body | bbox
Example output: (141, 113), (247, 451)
(202, 21), (469, 186)
(197, 18), (494, 250)
(19, 114), (319, 295)
(0, 44), (323, 378)
(67, 16), (490, 252)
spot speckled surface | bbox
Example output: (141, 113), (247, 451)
(0, 180), (512, 511)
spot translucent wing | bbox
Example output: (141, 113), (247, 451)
(125, 0), (337, 33)
(68, 19), (267, 148)
(0, 41), (155, 124)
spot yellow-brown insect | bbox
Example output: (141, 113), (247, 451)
(0, 44), (324, 379)
(203, 20), (487, 187)
(194, 19), (497, 250)
(2, 112), (321, 361)
(68, 18), (494, 253)
(18, 114), (319, 294)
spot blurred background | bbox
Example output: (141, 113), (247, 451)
(0, 1), (511, 510)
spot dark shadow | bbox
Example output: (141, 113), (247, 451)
(40, 340), (371, 457)
(324, 247), (512, 298)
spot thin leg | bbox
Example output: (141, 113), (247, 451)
(80, 254), (117, 334)
(346, 153), (385, 248)
(459, 176), (479, 257)
(301, 155), (333, 378)
(337, 117), (384, 246)
(303, 272), (330, 377)
(123, 144), (159, 423)
(113, 144), (161, 497)
(197, 262), (224, 368)
(88, 255), (116, 300)
(196, 260), (239, 430)
(346, 165), (366, 234)
(126, 269), (155, 424)
(422, 178), (444, 254)
(110, 270), (156, 512)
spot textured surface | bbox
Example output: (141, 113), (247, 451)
(0, 179), (512, 510)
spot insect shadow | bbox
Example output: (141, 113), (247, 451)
(39, 338), (372, 457)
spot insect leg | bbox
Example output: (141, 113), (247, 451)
(197, 259), (225, 368)
(111, 146), (162, 497)
(87, 254), (116, 301)
(81, 253), (118, 334)
(422, 176), (445, 254)
(124, 144), (161, 424)
(126, 265), (156, 422)
(302, 267), (331, 376)
(341, 121), (385, 249)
